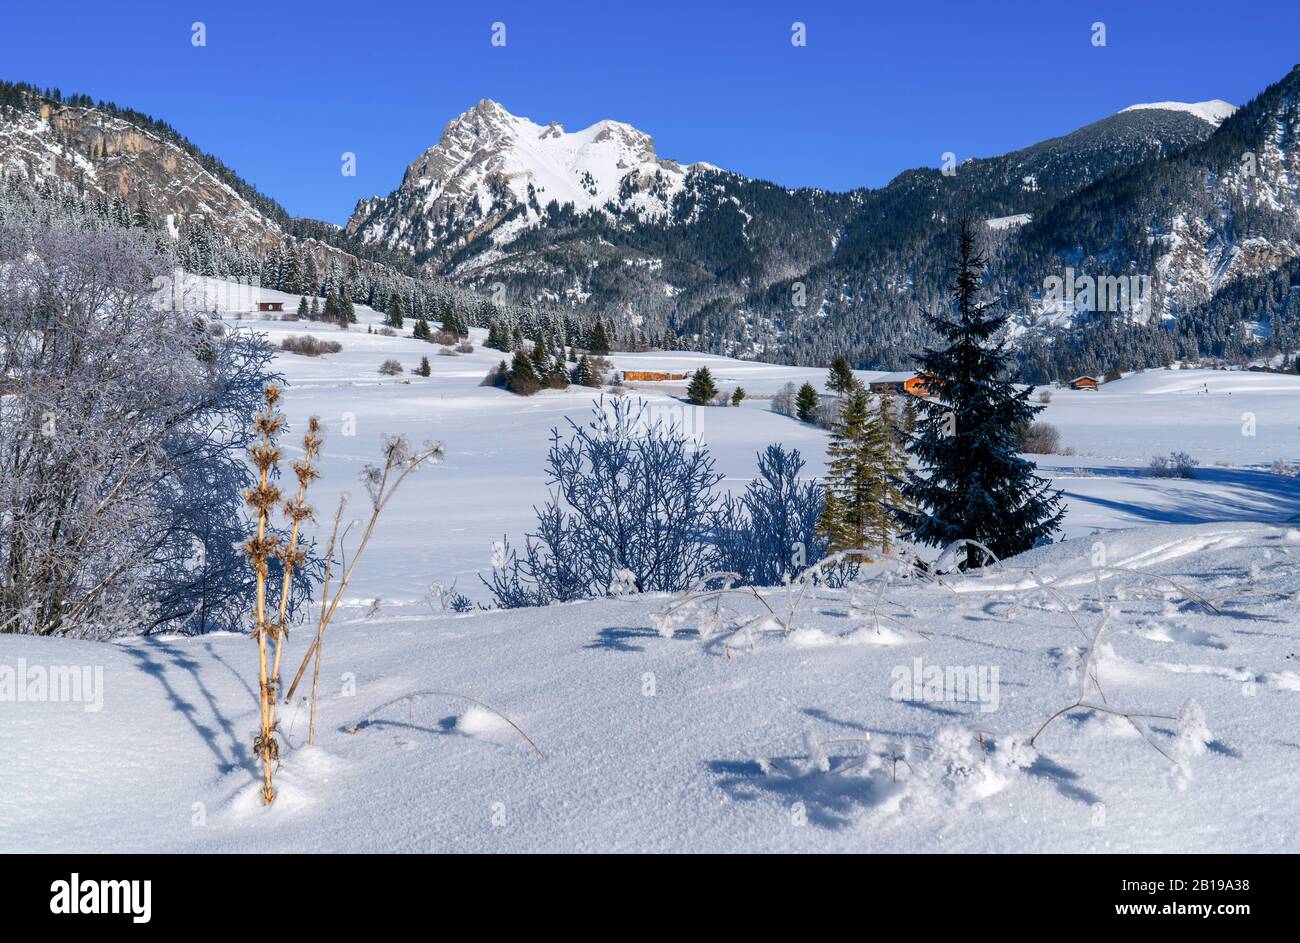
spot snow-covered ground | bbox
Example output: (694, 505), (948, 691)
(4, 283), (1300, 852)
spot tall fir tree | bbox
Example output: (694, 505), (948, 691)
(897, 220), (1064, 568)
(796, 382), (819, 422)
(385, 291), (404, 329)
(687, 366), (718, 405)
(589, 317), (611, 355)
(827, 356), (855, 395)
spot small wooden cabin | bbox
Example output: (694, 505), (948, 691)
(1069, 375), (1100, 391)
(868, 373), (931, 398)
(256, 301), (285, 313)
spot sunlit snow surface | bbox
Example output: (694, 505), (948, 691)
(3, 280), (1298, 852)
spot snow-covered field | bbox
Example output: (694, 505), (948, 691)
(4, 283), (1300, 852)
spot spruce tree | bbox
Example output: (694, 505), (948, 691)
(340, 289), (355, 324)
(821, 385), (871, 555)
(508, 348), (541, 395)
(417, 356), (431, 377)
(731, 387), (745, 407)
(297, 296), (309, 317)
(862, 394), (907, 554)
(413, 316), (431, 341)
(827, 356), (855, 395)
(687, 366), (718, 405)
(796, 382), (819, 422)
(385, 292), (404, 330)
(897, 220), (1064, 568)
(589, 317), (611, 355)
(572, 354), (595, 387)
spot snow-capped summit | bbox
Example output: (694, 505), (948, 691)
(1119, 99), (1237, 127)
(347, 100), (707, 261)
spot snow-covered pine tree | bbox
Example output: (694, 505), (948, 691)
(508, 348), (541, 395)
(385, 291), (404, 329)
(572, 354), (596, 387)
(897, 220), (1064, 568)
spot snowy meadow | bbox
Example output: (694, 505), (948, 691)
(3, 251), (1300, 854)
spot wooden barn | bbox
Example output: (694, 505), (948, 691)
(1069, 375), (1100, 391)
(868, 373), (932, 398)
(622, 370), (691, 382)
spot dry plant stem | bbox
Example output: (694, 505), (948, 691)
(244, 385), (285, 805)
(284, 441), (443, 738)
(349, 689), (545, 758)
(271, 419), (322, 705)
(305, 498), (346, 744)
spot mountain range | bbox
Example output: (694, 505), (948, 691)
(4, 64), (1300, 379)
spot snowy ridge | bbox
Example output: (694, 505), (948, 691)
(348, 100), (707, 258)
(1119, 100), (1237, 127)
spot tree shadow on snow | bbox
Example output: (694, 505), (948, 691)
(126, 637), (249, 776)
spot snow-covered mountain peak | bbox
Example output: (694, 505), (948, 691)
(350, 101), (710, 262)
(1119, 99), (1237, 127)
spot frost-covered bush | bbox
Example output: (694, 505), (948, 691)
(1148, 451), (1198, 478)
(280, 334), (341, 357)
(378, 358), (404, 375)
(483, 398), (724, 607)
(0, 222), (306, 637)
(712, 445), (825, 586)
(770, 381), (797, 417)
(1019, 420), (1061, 454)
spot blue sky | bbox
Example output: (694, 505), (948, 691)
(2, 1), (1295, 224)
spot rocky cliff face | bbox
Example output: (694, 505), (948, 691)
(1, 102), (284, 250)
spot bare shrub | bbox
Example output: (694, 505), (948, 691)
(456, 341), (474, 353)
(771, 381), (797, 417)
(378, 359), (404, 376)
(437, 346), (457, 357)
(280, 335), (342, 357)
(1037, 389), (1052, 404)
(1148, 451), (1198, 478)
(430, 329), (458, 346)
(1020, 421), (1061, 455)
(377, 327), (397, 337)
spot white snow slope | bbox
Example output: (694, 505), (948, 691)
(1119, 100), (1238, 127)
(3, 285), (1300, 852)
